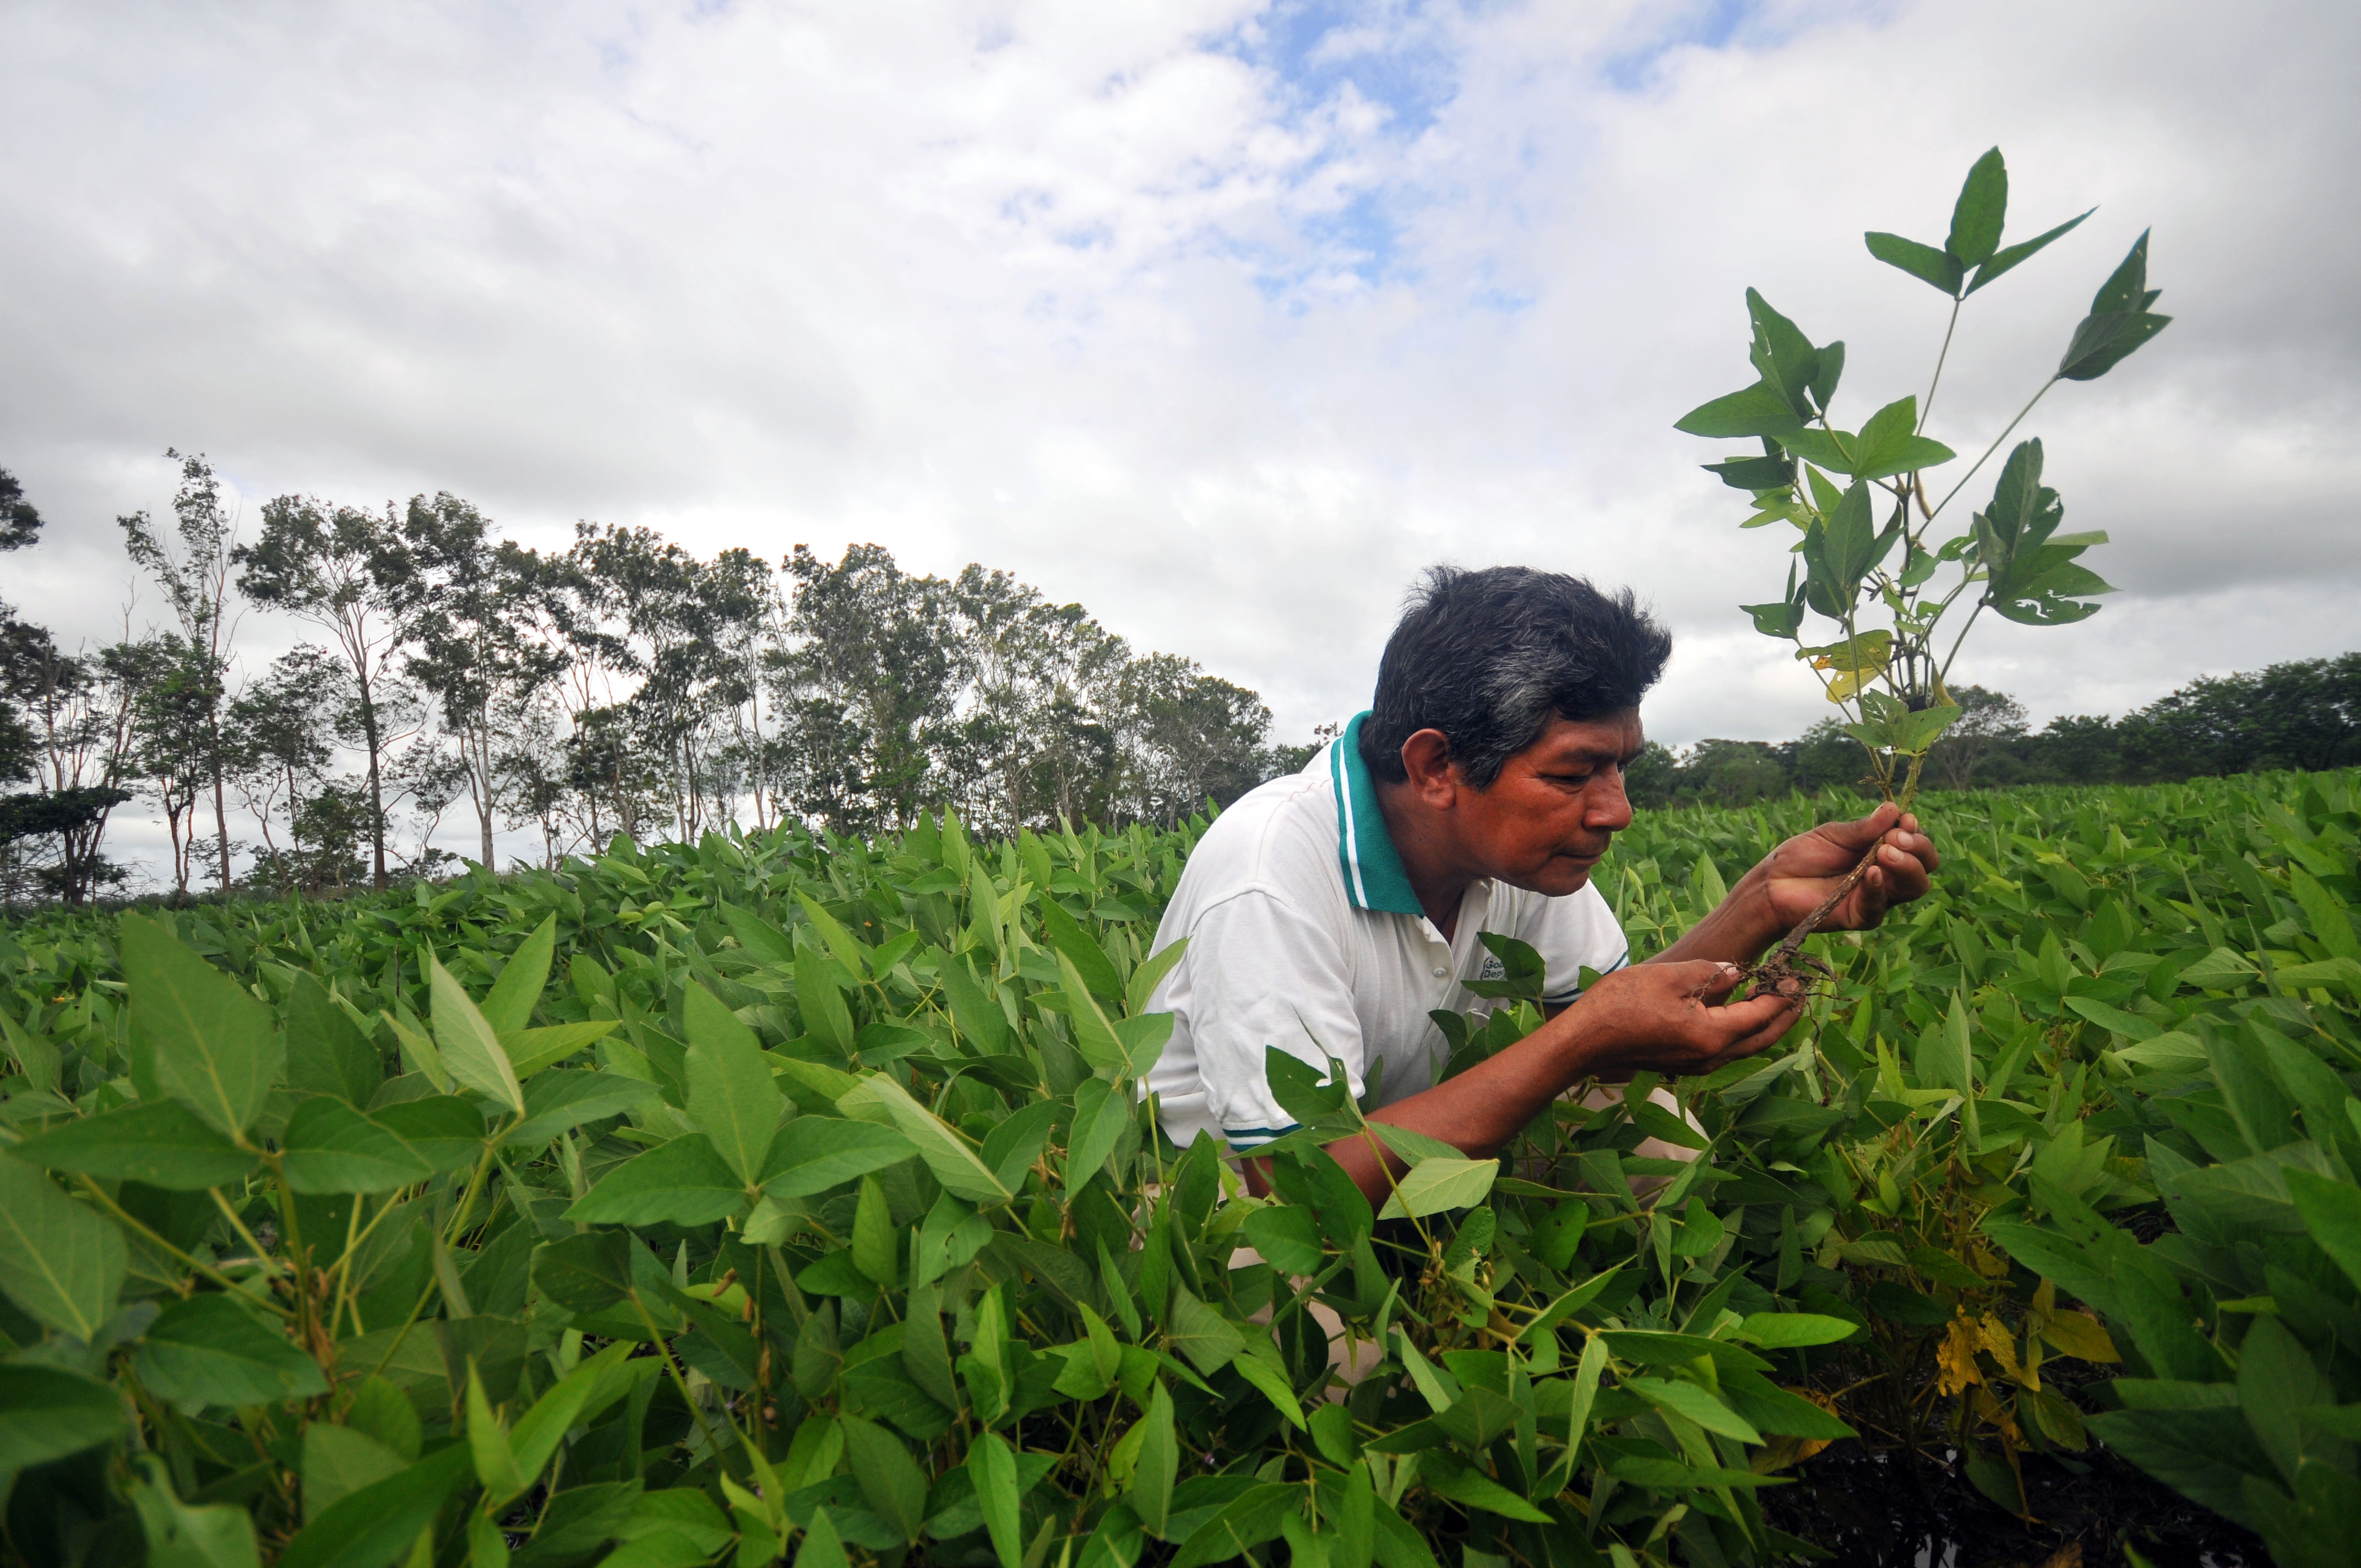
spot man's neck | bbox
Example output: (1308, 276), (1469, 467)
(1374, 777), (1476, 938)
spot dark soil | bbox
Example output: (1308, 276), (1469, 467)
(1760, 1439), (2267, 1568)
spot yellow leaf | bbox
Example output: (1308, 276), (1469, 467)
(2036, 1308), (2119, 1364)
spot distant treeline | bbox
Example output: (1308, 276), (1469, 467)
(1, 457), (1282, 907)
(1630, 654), (2361, 810)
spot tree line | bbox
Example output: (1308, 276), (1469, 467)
(1630, 657), (2361, 810)
(0, 456), (1282, 905)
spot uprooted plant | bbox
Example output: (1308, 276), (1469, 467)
(1673, 146), (2170, 995)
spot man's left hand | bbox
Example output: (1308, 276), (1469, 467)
(1751, 802), (1939, 934)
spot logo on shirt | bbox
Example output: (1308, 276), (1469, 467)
(1477, 954), (1505, 982)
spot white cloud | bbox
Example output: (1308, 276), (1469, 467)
(2, 0), (2355, 877)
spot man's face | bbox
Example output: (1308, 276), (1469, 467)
(1458, 709), (1642, 895)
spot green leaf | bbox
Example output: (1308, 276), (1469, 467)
(1066, 1077), (1132, 1196)
(1243, 1205), (1324, 1275)
(0, 1153), (125, 1340)
(2058, 231), (2169, 381)
(531, 1229), (634, 1314)
(0, 1363), (127, 1470)
(793, 1508), (850, 1568)
(2287, 1169), (2361, 1298)
(1626, 1376), (1763, 1444)
(1968, 208), (2093, 294)
(1169, 1483), (1297, 1568)
(934, 949), (1009, 1054)
(130, 1454), (262, 1568)
(1127, 937), (1189, 1017)
(841, 1415), (928, 1544)
(1863, 231), (1962, 296)
(1231, 1348), (1306, 1430)
(796, 892), (873, 978)
(369, 1096), (485, 1172)
(1946, 147), (2008, 266)
(1732, 1312), (1859, 1348)
(428, 954), (524, 1117)
(279, 1444), (473, 1568)
(1674, 381), (1804, 440)
(759, 1117), (916, 1196)
(1376, 1155), (1498, 1221)
(465, 1361), (525, 1499)
(137, 1293), (329, 1406)
(13, 1099), (256, 1190)
(480, 915), (556, 1035)
(1413, 1452), (1550, 1523)
(973, 1431), (1024, 1568)
(281, 1097), (433, 1194)
(504, 1069), (656, 1148)
(1848, 396), (1955, 481)
(682, 980), (785, 1186)
(284, 973), (383, 1108)
(502, 1021), (620, 1079)
(853, 1175), (899, 1288)
(123, 912), (285, 1139)
(302, 1426), (406, 1523)
(1166, 1284), (1246, 1374)
(720, 902), (796, 965)
(794, 945), (856, 1058)
(563, 1135), (749, 1226)
(506, 1342), (634, 1501)
(1745, 288), (1820, 417)
(858, 1075), (1010, 1205)
(1129, 1382), (1178, 1537)
(1040, 896), (1123, 1001)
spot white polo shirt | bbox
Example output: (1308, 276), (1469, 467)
(1144, 712), (1630, 1153)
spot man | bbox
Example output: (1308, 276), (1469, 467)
(1143, 565), (1938, 1206)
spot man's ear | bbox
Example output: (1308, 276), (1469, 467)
(1397, 728), (1459, 807)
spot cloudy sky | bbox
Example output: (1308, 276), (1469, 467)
(4, 0), (2355, 872)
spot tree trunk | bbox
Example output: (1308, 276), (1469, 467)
(358, 671), (387, 890)
(214, 760), (231, 898)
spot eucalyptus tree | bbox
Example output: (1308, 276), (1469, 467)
(776, 542), (962, 834)
(126, 634), (219, 897)
(389, 493), (565, 868)
(1107, 652), (1272, 827)
(224, 646), (349, 892)
(233, 495), (413, 888)
(118, 450), (244, 895)
(0, 466), (40, 552)
(0, 624), (141, 906)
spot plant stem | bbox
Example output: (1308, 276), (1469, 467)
(1919, 298), (1963, 433)
(1926, 378), (2058, 523)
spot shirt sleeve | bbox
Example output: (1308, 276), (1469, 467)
(1164, 889), (1368, 1151)
(1514, 883), (1631, 1006)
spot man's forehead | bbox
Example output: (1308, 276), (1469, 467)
(1526, 710), (1642, 762)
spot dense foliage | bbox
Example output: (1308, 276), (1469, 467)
(1, 764), (2356, 1566)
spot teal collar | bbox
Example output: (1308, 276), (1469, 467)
(1329, 713), (1424, 917)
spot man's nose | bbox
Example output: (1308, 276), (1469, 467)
(1586, 770), (1634, 831)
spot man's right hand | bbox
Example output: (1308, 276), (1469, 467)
(1564, 960), (1802, 1080)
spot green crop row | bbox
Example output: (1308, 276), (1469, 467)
(0, 770), (2355, 1568)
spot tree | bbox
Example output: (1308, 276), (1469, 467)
(775, 543), (962, 835)
(225, 646), (350, 894)
(0, 618), (148, 906)
(0, 467), (41, 553)
(389, 493), (564, 868)
(234, 496), (414, 888)
(1109, 654), (1272, 827)
(119, 451), (243, 896)
(1927, 685), (2028, 791)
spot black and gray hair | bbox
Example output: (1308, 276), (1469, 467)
(1359, 565), (1672, 788)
